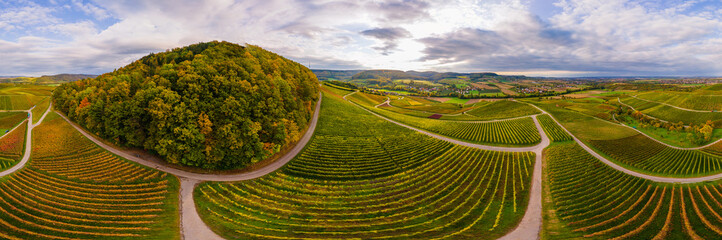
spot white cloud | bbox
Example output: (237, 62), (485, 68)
(72, 0), (110, 20)
(0, 0), (721, 76)
(0, 5), (58, 31)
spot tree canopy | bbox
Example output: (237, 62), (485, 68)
(54, 41), (320, 169)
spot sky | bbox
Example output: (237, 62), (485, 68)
(0, 0), (721, 77)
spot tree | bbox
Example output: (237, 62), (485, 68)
(52, 41), (320, 170)
(700, 124), (714, 141)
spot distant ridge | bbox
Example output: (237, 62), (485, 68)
(0, 74), (96, 84)
(37, 74), (97, 82)
(312, 69), (510, 82)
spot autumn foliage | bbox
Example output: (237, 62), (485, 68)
(53, 41), (320, 169)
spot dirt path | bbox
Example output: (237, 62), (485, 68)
(346, 91), (549, 240)
(0, 103), (51, 178)
(523, 101), (722, 183)
(58, 97), (320, 181)
(631, 95), (716, 112)
(617, 97), (679, 125)
(497, 115), (548, 240)
(57, 96), (321, 240)
(180, 178), (223, 240)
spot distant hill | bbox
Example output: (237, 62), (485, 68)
(0, 74), (96, 84)
(36, 74), (96, 83)
(54, 41), (320, 170)
(348, 69), (507, 81)
(312, 69), (362, 81)
(351, 70), (427, 80)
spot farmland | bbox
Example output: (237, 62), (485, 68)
(3, 40), (722, 240)
(635, 91), (722, 111)
(195, 92), (536, 239)
(544, 142), (722, 239)
(619, 97), (722, 126)
(0, 112), (180, 239)
(537, 115), (572, 142)
(0, 121), (27, 168)
(346, 92), (542, 146)
(466, 100), (541, 121)
(589, 134), (722, 177)
(0, 112), (27, 133)
(370, 108), (541, 146)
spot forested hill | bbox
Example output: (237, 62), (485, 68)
(53, 41), (320, 170)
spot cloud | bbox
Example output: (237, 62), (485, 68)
(360, 27), (412, 55)
(72, 0), (111, 20)
(366, 0), (431, 23)
(416, 0), (722, 76)
(0, 0), (721, 76)
(0, 5), (58, 31)
(360, 27), (412, 40)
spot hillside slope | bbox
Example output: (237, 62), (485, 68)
(53, 41), (320, 169)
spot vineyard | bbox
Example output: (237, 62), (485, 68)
(703, 141), (722, 157)
(620, 97), (722, 126)
(322, 83), (354, 97)
(0, 112), (27, 131)
(31, 97), (50, 123)
(379, 108), (540, 145)
(537, 115), (572, 142)
(544, 142), (722, 239)
(195, 93), (536, 239)
(0, 121), (27, 162)
(589, 134), (722, 177)
(346, 92), (387, 107)
(0, 95), (46, 111)
(636, 91), (722, 111)
(465, 101), (541, 120)
(349, 98), (542, 146)
(0, 112), (179, 239)
(389, 95), (476, 115)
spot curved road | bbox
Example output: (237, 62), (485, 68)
(0, 103), (51, 178)
(345, 91), (549, 240)
(345, 93), (546, 152)
(8, 90), (722, 240)
(57, 96), (321, 240)
(58, 96), (320, 181)
(523, 101), (722, 183)
(353, 92), (722, 239)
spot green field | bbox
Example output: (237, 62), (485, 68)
(619, 115), (722, 148)
(0, 85), (52, 111)
(466, 100), (540, 120)
(544, 142), (722, 239)
(373, 88), (416, 95)
(525, 100), (637, 141)
(445, 97), (470, 104)
(620, 97), (722, 126)
(196, 92), (535, 239)
(635, 91), (722, 111)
